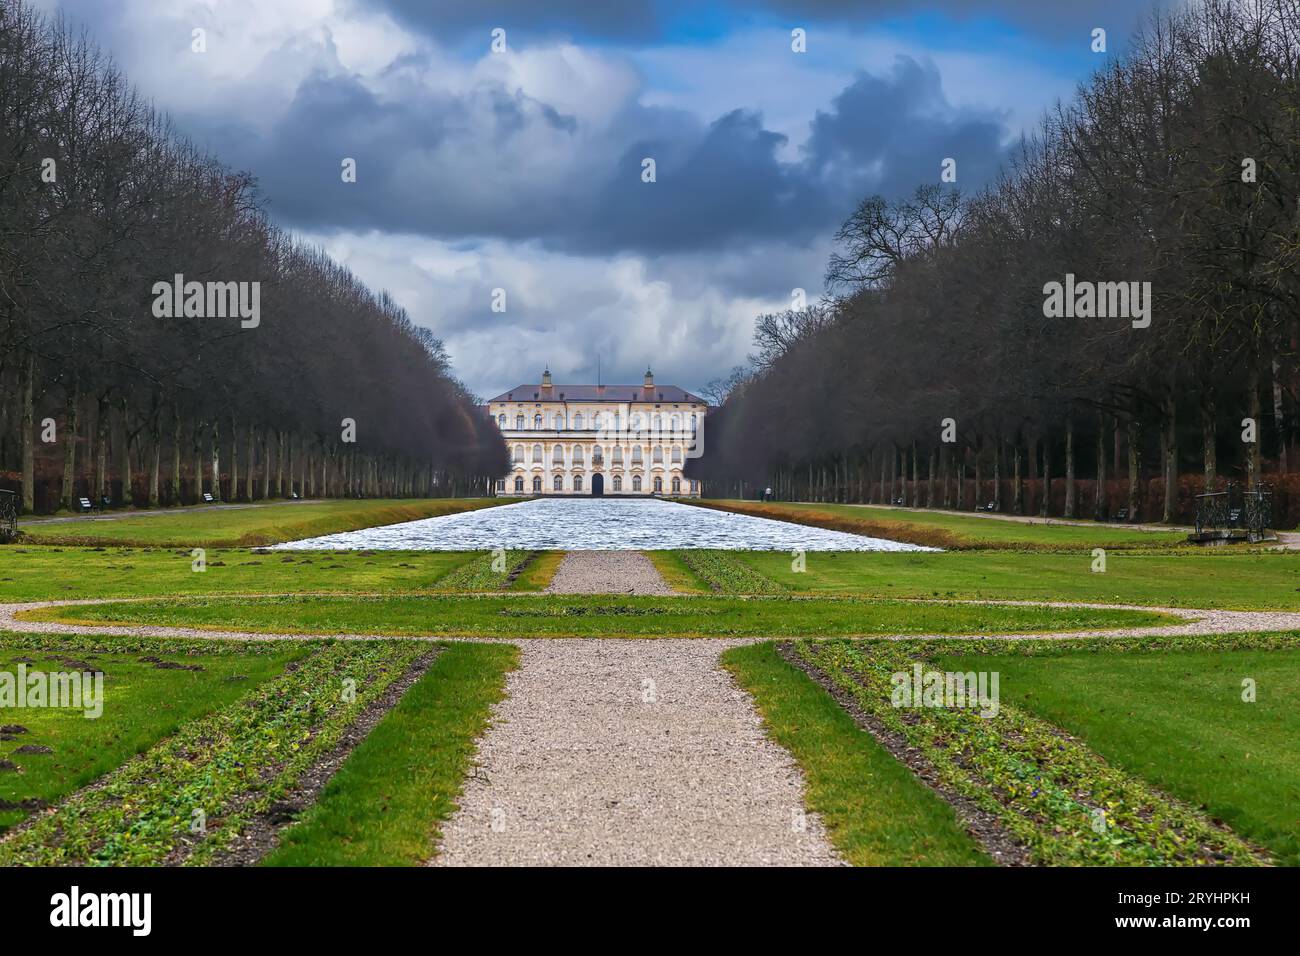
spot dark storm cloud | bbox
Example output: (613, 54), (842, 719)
(358, 0), (663, 43)
(187, 54), (1012, 255)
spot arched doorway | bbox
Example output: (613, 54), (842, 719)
(591, 473), (604, 496)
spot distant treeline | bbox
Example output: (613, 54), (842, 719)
(0, 0), (506, 513)
(689, 0), (1300, 524)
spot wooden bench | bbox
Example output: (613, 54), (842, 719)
(76, 497), (93, 513)
(1112, 508), (1129, 522)
(202, 492), (216, 504)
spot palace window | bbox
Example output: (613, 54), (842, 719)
(574, 475), (583, 491)
(652, 446), (664, 464)
(653, 477), (663, 493)
(515, 415), (525, 429)
(496, 479), (505, 492)
(671, 477), (681, 493)
(653, 414), (662, 432)
(632, 475), (642, 492)
(553, 445), (564, 464)
(513, 445), (524, 464)
(670, 415), (680, 433)
(671, 446), (682, 464)
(573, 444), (584, 464)
(592, 446), (603, 465)
(613, 446), (623, 464)
(532, 444), (543, 463)
(533, 414), (543, 429)
(593, 413), (603, 431)
(514, 476), (524, 492)
(631, 446), (643, 464)
(554, 413), (565, 429)
(532, 476), (542, 493)
(553, 474), (563, 491)
(574, 413), (584, 430)
(613, 475), (622, 492)
(497, 414), (506, 427)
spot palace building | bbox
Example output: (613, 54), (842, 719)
(488, 369), (706, 497)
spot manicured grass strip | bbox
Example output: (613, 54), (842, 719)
(24, 594), (1174, 639)
(263, 642), (518, 866)
(434, 550), (532, 591)
(0, 636), (303, 832)
(20, 498), (506, 548)
(722, 642), (990, 866)
(642, 551), (711, 594)
(674, 550), (788, 594)
(0, 546), (479, 602)
(0, 639), (426, 866)
(794, 639), (1268, 866)
(740, 549), (1300, 610)
(935, 645), (1300, 866)
(508, 551), (564, 591)
(691, 499), (1188, 550)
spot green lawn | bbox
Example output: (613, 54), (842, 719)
(936, 645), (1300, 865)
(265, 641), (518, 866)
(0, 546), (484, 602)
(23, 593), (1172, 638)
(796, 638), (1266, 865)
(693, 499), (1189, 549)
(19, 498), (506, 548)
(737, 549), (1300, 610)
(0, 635), (304, 831)
(723, 642), (990, 865)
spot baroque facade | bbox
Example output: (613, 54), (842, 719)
(488, 369), (705, 496)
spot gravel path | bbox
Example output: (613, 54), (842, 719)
(430, 638), (843, 866)
(544, 549), (678, 595)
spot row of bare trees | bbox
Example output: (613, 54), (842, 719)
(0, 0), (506, 512)
(690, 0), (1300, 524)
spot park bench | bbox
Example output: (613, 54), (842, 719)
(980, 501), (996, 512)
(202, 492), (216, 503)
(1112, 508), (1129, 522)
(290, 492), (300, 500)
(76, 497), (93, 513)
(892, 496), (905, 506)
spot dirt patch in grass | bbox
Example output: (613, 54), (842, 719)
(777, 642), (1031, 866)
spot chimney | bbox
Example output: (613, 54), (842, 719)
(644, 367), (654, 389)
(541, 367), (553, 389)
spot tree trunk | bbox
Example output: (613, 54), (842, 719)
(1202, 396), (1217, 492)
(1273, 356), (1288, 474)
(1127, 419), (1141, 520)
(1039, 435), (1051, 517)
(147, 424), (161, 509)
(229, 417), (240, 502)
(1094, 411), (1107, 520)
(926, 446), (936, 507)
(60, 379), (79, 510)
(1013, 441), (1023, 514)
(1162, 396), (1177, 523)
(246, 425), (256, 502)
(20, 353), (35, 514)
(1248, 362), (1261, 491)
(171, 406), (182, 505)
(1063, 414), (1076, 519)
(210, 419), (221, 501)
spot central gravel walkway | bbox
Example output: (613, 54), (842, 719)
(544, 549), (677, 595)
(430, 638), (843, 866)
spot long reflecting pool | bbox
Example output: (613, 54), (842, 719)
(271, 498), (934, 551)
